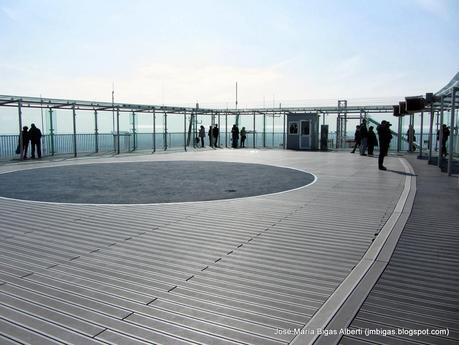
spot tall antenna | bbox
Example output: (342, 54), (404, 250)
(235, 81), (238, 110)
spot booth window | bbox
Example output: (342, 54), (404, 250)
(289, 122), (298, 134)
(301, 121), (310, 135)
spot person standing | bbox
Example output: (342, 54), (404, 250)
(350, 125), (361, 153)
(29, 123), (42, 159)
(17, 126), (30, 159)
(359, 119), (368, 155)
(240, 127), (247, 148)
(438, 124), (450, 157)
(212, 124), (219, 148)
(231, 124), (239, 148)
(208, 125), (213, 148)
(406, 125), (416, 151)
(377, 121), (392, 170)
(367, 126), (378, 156)
(199, 125), (206, 148)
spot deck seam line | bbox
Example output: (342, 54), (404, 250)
(290, 157), (416, 345)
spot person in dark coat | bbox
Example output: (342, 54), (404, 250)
(437, 124), (450, 157)
(377, 121), (392, 170)
(198, 125), (206, 148)
(367, 126), (378, 156)
(359, 120), (368, 155)
(29, 123), (42, 159)
(212, 124), (219, 148)
(208, 125), (213, 148)
(406, 125), (416, 151)
(350, 125), (361, 153)
(231, 124), (239, 148)
(17, 126), (30, 159)
(240, 127), (247, 148)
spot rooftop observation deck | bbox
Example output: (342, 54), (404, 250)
(0, 149), (457, 345)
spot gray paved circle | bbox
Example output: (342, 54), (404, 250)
(0, 161), (315, 204)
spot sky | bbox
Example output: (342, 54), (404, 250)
(1, 0), (458, 109)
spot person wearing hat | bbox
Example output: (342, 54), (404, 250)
(376, 120), (392, 170)
(16, 126), (30, 159)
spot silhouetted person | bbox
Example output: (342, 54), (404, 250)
(208, 125), (213, 148)
(359, 119), (368, 155)
(377, 120), (392, 170)
(367, 126), (378, 156)
(437, 124), (450, 157)
(240, 127), (247, 148)
(406, 125), (416, 151)
(351, 125), (361, 153)
(17, 126), (30, 159)
(212, 124), (219, 148)
(199, 125), (205, 148)
(29, 123), (42, 159)
(231, 124), (239, 148)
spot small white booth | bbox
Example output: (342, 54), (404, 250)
(286, 113), (320, 150)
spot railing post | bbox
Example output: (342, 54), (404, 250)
(116, 106), (120, 154)
(283, 112), (286, 149)
(225, 111), (228, 148)
(49, 108), (55, 155)
(72, 104), (77, 157)
(253, 111), (256, 148)
(263, 112), (266, 148)
(184, 111), (187, 152)
(218, 112), (221, 147)
(419, 111), (424, 158)
(428, 107), (434, 162)
(132, 111), (136, 151)
(448, 87), (457, 176)
(18, 99), (23, 160)
(152, 109), (156, 153)
(164, 112), (168, 151)
(94, 110), (99, 153)
(438, 96), (444, 167)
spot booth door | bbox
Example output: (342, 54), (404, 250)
(300, 120), (311, 149)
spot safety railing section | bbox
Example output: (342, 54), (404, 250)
(0, 131), (291, 160)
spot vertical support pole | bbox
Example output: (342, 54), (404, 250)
(435, 111), (439, 152)
(153, 109), (156, 153)
(253, 111), (256, 148)
(408, 115), (414, 152)
(438, 96), (444, 167)
(336, 115), (340, 149)
(94, 110), (99, 153)
(428, 108), (434, 162)
(184, 111), (187, 152)
(72, 104), (77, 158)
(164, 112), (168, 151)
(263, 113), (266, 148)
(419, 112), (424, 158)
(18, 100), (23, 160)
(225, 112), (228, 148)
(283, 112), (286, 149)
(448, 88), (457, 176)
(116, 107), (120, 154)
(132, 111), (136, 151)
(218, 113), (221, 147)
(397, 116), (402, 153)
(272, 113), (275, 147)
(49, 108), (55, 156)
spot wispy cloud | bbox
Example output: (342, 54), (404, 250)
(1, 6), (19, 21)
(415, 0), (450, 19)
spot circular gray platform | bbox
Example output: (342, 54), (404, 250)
(0, 161), (314, 204)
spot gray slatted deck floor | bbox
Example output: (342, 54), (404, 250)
(0, 150), (406, 344)
(340, 155), (459, 345)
